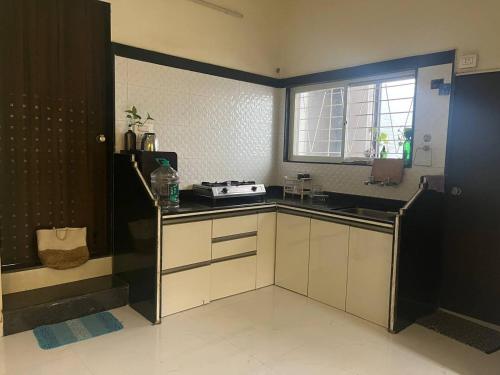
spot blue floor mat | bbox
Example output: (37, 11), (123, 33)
(33, 311), (123, 349)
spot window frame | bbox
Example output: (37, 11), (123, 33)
(288, 80), (349, 163)
(286, 70), (417, 166)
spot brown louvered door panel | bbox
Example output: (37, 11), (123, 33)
(0, 0), (111, 269)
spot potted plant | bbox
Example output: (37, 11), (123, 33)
(377, 131), (389, 159)
(123, 106), (154, 151)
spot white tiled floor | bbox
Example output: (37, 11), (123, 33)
(1, 286), (500, 374)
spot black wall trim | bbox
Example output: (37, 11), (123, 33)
(112, 43), (455, 90)
(112, 43), (281, 88)
(280, 50), (456, 88)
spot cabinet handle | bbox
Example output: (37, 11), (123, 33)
(450, 186), (462, 196)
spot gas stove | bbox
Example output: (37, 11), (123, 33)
(192, 180), (266, 200)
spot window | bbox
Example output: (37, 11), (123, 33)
(288, 72), (416, 164)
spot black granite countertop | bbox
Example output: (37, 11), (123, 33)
(161, 188), (405, 225)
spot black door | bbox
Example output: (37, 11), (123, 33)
(0, 0), (112, 269)
(441, 72), (500, 325)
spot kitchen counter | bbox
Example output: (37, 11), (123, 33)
(161, 190), (405, 225)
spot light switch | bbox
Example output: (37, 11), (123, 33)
(458, 54), (478, 69)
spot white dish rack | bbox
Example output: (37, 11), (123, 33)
(283, 176), (313, 200)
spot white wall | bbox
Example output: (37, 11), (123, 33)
(106, 0), (500, 78)
(275, 0), (500, 77)
(107, 0), (280, 77)
(274, 64), (453, 201)
(115, 57), (279, 188)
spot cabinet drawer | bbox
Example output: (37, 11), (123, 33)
(210, 256), (256, 300)
(161, 266), (210, 316)
(212, 236), (256, 260)
(212, 214), (257, 239)
(162, 221), (212, 270)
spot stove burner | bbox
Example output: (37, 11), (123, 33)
(201, 180), (256, 187)
(193, 180), (266, 202)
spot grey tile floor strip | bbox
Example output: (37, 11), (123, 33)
(417, 310), (500, 354)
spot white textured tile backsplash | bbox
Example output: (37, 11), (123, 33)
(115, 57), (452, 201)
(115, 57), (278, 188)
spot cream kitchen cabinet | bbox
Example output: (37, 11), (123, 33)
(212, 236), (256, 260)
(275, 213), (311, 295)
(162, 220), (212, 270)
(161, 220), (212, 316)
(212, 214), (257, 238)
(308, 219), (349, 310)
(210, 213), (259, 300)
(161, 266), (210, 316)
(163, 211), (266, 313)
(256, 212), (276, 288)
(274, 210), (394, 328)
(346, 227), (393, 327)
(210, 256), (256, 300)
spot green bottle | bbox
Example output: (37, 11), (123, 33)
(403, 128), (413, 167)
(151, 159), (180, 208)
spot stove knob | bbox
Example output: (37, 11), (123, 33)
(221, 187), (228, 194)
(251, 186), (257, 191)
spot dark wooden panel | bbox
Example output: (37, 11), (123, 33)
(0, 0), (112, 269)
(441, 72), (500, 325)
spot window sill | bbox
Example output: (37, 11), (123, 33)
(284, 158), (372, 166)
(284, 158), (412, 168)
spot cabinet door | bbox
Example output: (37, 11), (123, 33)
(275, 213), (311, 295)
(308, 219), (349, 310)
(161, 266), (210, 316)
(346, 227), (393, 327)
(256, 212), (276, 288)
(162, 221), (212, 270)
(210, 256), (257, 300)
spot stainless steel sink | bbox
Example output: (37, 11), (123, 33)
(335, 207), (398, 221)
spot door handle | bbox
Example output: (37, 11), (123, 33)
(96, 134), (106, 143)
(450, 186), (462, 196)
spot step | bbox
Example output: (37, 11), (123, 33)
(2, 275), (128, 336)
